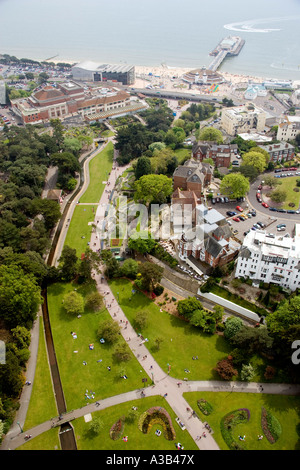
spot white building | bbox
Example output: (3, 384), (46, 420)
(235, 227), (300, 291)
(220, 103), (266, 136)
(244, 84), (267, 100)
(277, 115), (300, 141)
(71, 61), (135, 85)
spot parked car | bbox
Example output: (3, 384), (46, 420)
(269, 207), (277, 211)
(258, 184), (262, 190)
(232, 217), (240, 222)
(226, 211), (236, 217)
(287, 210), (296, 214)
(211, 198), (216, 204)
(224, 197), (229, 203)
(257, 222), (265, 228)
(236, 206), (243, 212)
(277, 209), (287, 213)
(277, 227), (286, 231)
(243, 230), (250, 236)
(277, 223), (286, 228)
(262, 202), (269, 208)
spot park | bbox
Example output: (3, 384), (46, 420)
(14, 136), (300, 451)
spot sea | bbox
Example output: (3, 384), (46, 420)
(0, 0), (300, 80)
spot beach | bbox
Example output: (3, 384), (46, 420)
(50, 57), (267, 98)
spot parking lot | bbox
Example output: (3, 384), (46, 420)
(208, 199), (296, 240)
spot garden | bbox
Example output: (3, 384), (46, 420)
(184, 391), (300, 450)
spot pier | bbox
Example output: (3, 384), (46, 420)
(208, 36), (245, 72)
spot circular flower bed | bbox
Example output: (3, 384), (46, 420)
(220, 408), (250, 450)
(138, 407), (176, 441)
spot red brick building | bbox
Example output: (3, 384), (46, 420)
(11, 81), (132, 124)
(173, 159), (213, 193)
(192, 141), (239, 168)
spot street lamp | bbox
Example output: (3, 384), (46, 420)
(17, 421), (23, 433)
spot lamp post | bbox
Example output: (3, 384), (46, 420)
(17, 421), (23, 433)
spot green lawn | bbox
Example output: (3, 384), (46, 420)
(80, 141), (114, 203)
(109, 278), (231, 381)
(73, 396), (198, 451)
(273, 176), (300, 210)
(47, 281), (149, 412)
(17, 427), (61, 451)
(64, 205), (96, 256)
(23, 316), (57, 431)
(184, 391), (300, 450)
(174, 148), (191, 164)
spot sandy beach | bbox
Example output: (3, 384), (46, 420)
(49, 57), (267, 97)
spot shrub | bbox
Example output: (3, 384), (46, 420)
(153, 284), (164, 296)
(197, 399), (213, 416)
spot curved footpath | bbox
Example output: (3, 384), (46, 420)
(2, 144), (300, 452)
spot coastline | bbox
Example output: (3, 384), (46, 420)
(46, 57), (268, 97)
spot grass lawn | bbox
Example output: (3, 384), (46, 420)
(80, 141), (114, 203)
(174, 147), (191, 164)
(17, 427), (61, 451)
(273, 176), (300, 210)
(109, 278), (231, 381)
(73, 396), (198, 451)
(47, 281), (149, 412)
(184, 391), (300, 450)
(23, 316), (57, 431)
(64, 205), (96, 256)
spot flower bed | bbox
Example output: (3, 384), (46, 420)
(138, 407), (176, 441)
(197, 399), (213, 416)
(261, 407), (282, 444)
(110, 416), (125, 440)
(220, 408), (250, 450)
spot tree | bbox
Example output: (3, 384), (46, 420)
(241, 151), (267, 174)
(224, 317), (244, 340)
(30, 198), (61, 231)
(177, 297), (202, 319)
(119, 258), (139, 279)
(113, 343), (132, 362)
(89, 416), (103, 435)
(0, 265), (42, 328)
(240, 363), (255, 381)
(97, 319), (121, 344)
(267, 296), (300, 339)
(230, 326), (273, 355)
(58, 245), (78, 281)
(11, 326), (31, 349)
(63, 291), (84, 316)
(134, 311), (148, 331)
(135, 156), (152, 180)
(215, 357), (238, 380)
(138, 262), (164, 292)
(85, 291), (103, 312)
(270, 188), (286, 203)
(78, 248), (101, 281)
(220, 173), (250, 199)
(263, 175), (280, 189)
(128, 233), (156, 255)
(134, 174), (173, 205)
(153, 336), (164, 351)
(197, 127), (223, 144)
